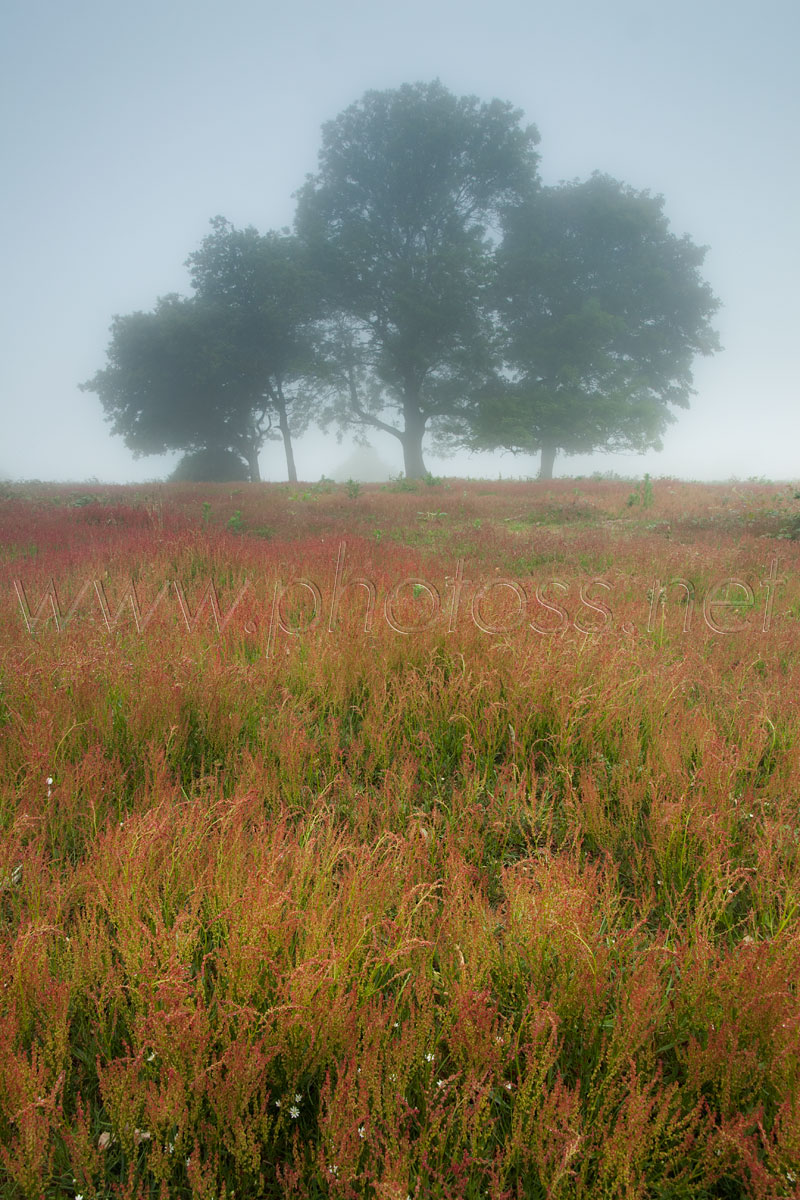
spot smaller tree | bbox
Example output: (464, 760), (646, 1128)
(81, 293), (270, 479)
(82, 220), (323, 483)
(186, 219), (323, 482)
(471, 173), (721, 477)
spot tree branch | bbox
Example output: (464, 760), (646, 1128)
(346, 364), (402, 440)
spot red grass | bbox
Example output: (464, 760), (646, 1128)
(1, 477), (800, 1197)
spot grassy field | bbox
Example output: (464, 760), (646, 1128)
(2, 475), (800, 1199)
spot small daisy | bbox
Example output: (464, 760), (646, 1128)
(289, 1105), (300, 1119)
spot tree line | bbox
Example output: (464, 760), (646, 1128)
(81, 81), (721, 482)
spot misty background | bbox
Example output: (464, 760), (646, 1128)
(2, 0), (797, 484)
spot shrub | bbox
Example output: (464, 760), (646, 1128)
(169, 447), (250, 483)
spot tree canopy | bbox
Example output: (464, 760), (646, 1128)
(470, 173), (721, 477)
(82, 222), (321, 482)
(82, 83), (720, 481)
(80, 293), (261, 472)
(185, 219), (322, 481)
(294, 80), (541, 478)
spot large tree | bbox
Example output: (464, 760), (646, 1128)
(294, 80), (541, 478)
(471, 173), (721, 478)
(82, 222), (320, 482)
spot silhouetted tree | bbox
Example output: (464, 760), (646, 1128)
(82, 223), (322, 482)
(470, 174), (721, 478)
(185, 219), (322, 481)
(81, 294), (269, 479)
(83, 88), (720, 485)
(295, 80), (540, 477)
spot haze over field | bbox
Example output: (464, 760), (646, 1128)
(2, 0), (798, 483)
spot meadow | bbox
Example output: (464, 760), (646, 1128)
(1, 475), (800, 1199)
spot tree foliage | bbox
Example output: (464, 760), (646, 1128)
(82, 222), (321, 482)
(185, 219), (322, 481)
(470, 173), (721, 477)
(82, 84), (720, 482)
(169, 446), (250, 483)
(80, 293), (261, 471)
(294, 80), (541, 477)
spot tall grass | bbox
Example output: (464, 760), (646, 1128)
(1, 479), (800, 1197)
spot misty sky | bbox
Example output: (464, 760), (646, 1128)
(2, 0), (798, 483)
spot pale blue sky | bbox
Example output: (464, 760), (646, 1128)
(2, 0), (798, 481)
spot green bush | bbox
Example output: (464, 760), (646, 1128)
(170, 447), (251, 483)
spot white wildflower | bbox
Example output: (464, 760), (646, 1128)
(289, 1105), (300, 1119)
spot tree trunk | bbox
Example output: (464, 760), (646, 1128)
(243, 445), (261, 483)
(274, 387), (298, 483)
(539, 440), (557, 481)
(279, 417), (297, 483)
(401, 400), (427, 478)
(402, 437), (427, 479)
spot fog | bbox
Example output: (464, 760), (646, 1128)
(2, 0), (798, 484)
